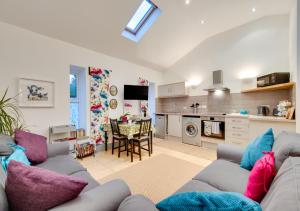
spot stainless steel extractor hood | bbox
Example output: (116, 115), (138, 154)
(203, 70), (230, 92)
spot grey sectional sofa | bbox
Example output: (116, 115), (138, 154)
(0, 139), (131, 211)
(118, 131), (300, 211)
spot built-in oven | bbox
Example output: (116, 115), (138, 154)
(201, 116), (225, 140)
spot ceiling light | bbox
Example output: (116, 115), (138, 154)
(252, 7), (256, 13)
(185, 0), (190, 5)
(201, 20), (205, 25)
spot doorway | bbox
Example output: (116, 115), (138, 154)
(148, 82), (156, 125)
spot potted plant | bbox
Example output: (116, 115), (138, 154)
(120, 112), (130, 123)
(0, 89), (24, 136)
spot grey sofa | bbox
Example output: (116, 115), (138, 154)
(0, 138), (131, 211)
(118, 131), (300, 211)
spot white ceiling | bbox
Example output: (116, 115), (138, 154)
(0, 0), (295, 71)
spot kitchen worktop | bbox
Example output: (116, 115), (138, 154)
(226, 113), (296, 123)
(156, 112), (295, 123)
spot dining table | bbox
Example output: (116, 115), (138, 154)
(104, 122), (154, 154)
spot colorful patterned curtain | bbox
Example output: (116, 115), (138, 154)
(89, 67), (111, 144)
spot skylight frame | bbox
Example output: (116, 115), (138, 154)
(125, 0), (158, 35)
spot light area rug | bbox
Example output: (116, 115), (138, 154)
(99, 154), (203, 203)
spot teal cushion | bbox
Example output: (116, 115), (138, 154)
(240, 128), (274, 170)
(1, 144), (30, 173)
(156, 192), (261, 211)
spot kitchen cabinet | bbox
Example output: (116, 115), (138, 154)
(249, 119), (296, 141)
(168, 114), (182, 137)
(225, 116), (296, 148)
(158, 82), (188, 98)
(225, 117), (249, 147)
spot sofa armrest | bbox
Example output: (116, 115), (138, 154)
(47, 142), (70, 158)
(50, 179), (131, 211)
(118, 195), (158, 211)
(217, 144), (244, 164)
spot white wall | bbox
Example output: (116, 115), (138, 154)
(0, 21), (163, 137)
(296, 0), (300, 133)
(163, 15), (290, 96)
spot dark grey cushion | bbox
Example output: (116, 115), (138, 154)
(36, 155), (86, 175)
(47, 142), (70, 158)
(118, 195), (158, 211)
(272, 131), (300, 170)
(71, 171), (100, 193)
(176, 180), (220, 193)
(261, 157), (300, 211)
(193, 160), (249, 193)
(50, 179), (131, 211)
(0, 135), (15, 156)
(217, 144), (244, 165)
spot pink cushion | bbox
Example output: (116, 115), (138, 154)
(15, 130), (48, 163)
(244, 151), (276, 202)
(5, 160), (88, 211)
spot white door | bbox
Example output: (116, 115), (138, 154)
(168, 115), (182, 137)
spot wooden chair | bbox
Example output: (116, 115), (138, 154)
(129, 119), (152, 162)
(110, 119), (128, 158)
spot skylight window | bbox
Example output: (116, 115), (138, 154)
(122, 0), (160, 42)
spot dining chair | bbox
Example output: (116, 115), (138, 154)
(110, 119), (128, 158)
(129, 119), (152, 162)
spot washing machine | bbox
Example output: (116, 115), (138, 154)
(182, 115), (201, 146)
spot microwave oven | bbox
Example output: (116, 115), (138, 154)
(257, 72), (290, 87)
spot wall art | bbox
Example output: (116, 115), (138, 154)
(18, 78), (55, 107)
(89, 67), (111, 144)
(109, 85), (118, 96)
(109, 99), (118, 109)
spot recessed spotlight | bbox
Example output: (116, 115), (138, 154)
(252, 7), (256, 13)
(185, 0), (190, 5)
(201, 20), (205, 25)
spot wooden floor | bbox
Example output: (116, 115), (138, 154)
(79, 136), (217, 181)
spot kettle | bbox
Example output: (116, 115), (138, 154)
(257, 105), (270, 116)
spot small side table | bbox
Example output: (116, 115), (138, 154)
(75, 139), (96, 159)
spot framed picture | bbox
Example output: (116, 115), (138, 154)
(18, 78), (55, 108)
(109, 99), (118, 109)
(109, 85), (118, 96)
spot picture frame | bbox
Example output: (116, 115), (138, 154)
(109, 85), (118, 96)
(109, 99), (118, 109)
(18, 78), (55, 108)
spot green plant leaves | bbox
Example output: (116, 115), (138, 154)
(0, 88), (24, 136)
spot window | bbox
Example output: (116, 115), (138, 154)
(122, 0), (161, 42)
(70, 73), (79, 128)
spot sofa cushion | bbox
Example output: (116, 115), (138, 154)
(156, 192), (262, 211)
(71, 171), (100, 193)
(118, 195), (159, 211)
(244, 152), (276, 202)
(5, 160), (87, 211)
(0, 185), (8, 211)
(15, 130), (48, 164)
(36, 155), (86, 175)
(193, 160), (249, 194)
(1, 145), (30, 173)
(176, 180), (220, 193)
(261, 157), (300, 211)
(272, 131), (300, 170)
(0, 135), (15, 156)
(240, 128), (274, 170)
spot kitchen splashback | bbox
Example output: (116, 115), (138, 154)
(156, 89), (293, 115)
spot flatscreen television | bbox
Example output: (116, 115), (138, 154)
(124, 85), (148, 100)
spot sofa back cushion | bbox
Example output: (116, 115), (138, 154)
(0, 135), (15, 156)
(272, 131), (300, 170)
(261, 157), (300, 211)
(15, 130), (48, 164)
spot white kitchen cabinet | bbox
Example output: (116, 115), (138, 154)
(158, 82), (188, 98)
(249, 119), (296, 141)
(168, 114), (182, 137)
(225, 117), (249, 148)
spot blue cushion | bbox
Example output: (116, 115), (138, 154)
(156, 192), (261, 211)
(1, 144), (30, 173)
(240, 128), (274, 170)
